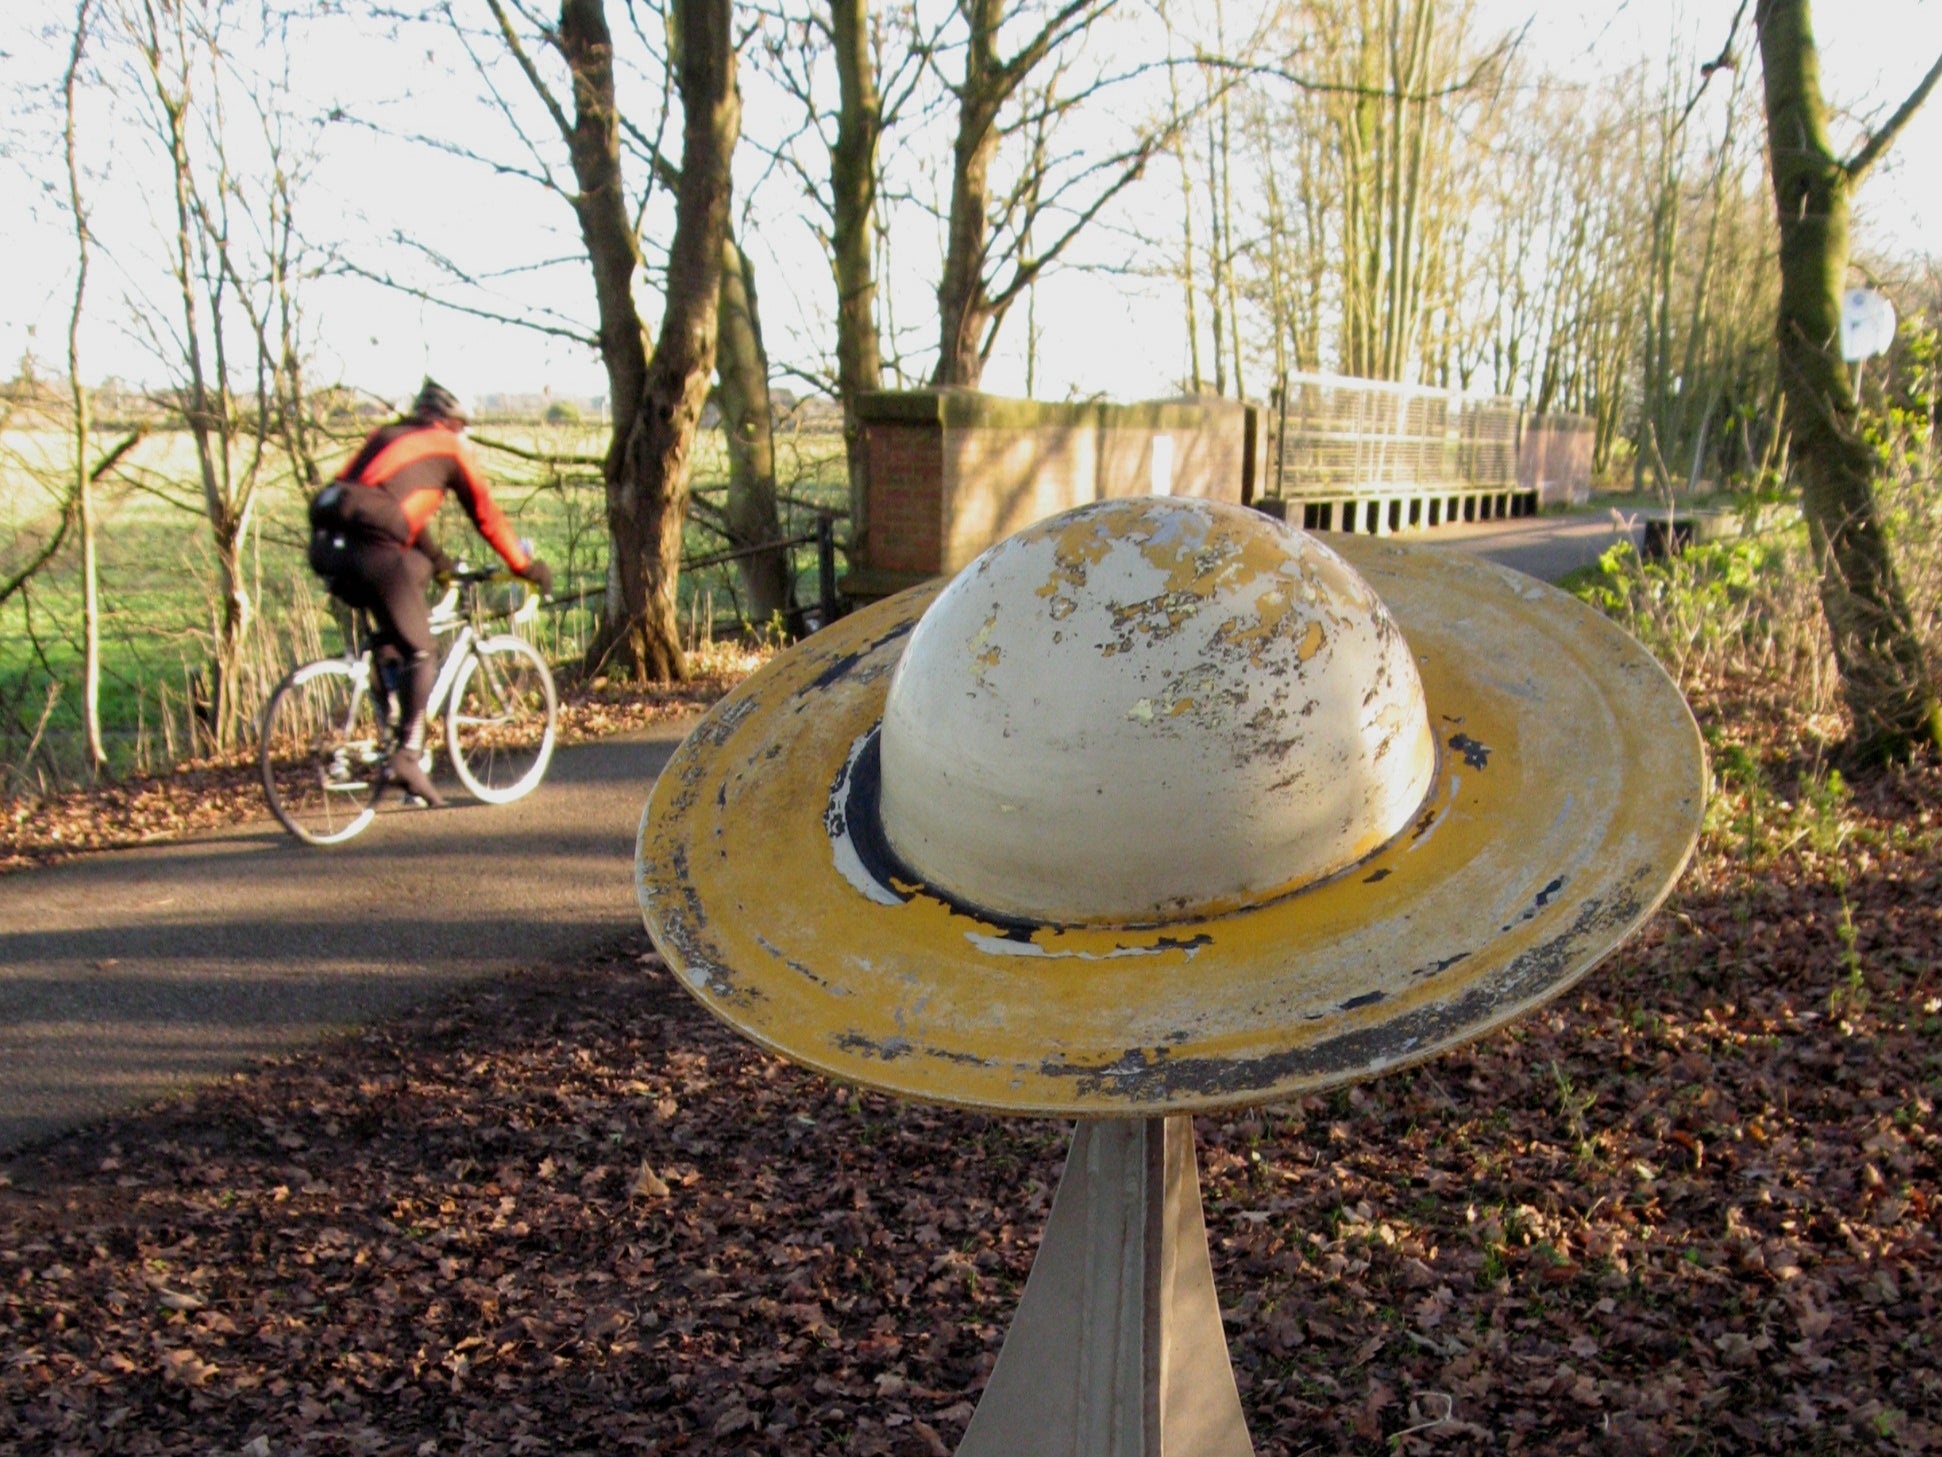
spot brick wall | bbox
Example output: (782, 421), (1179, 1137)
(863, 419), (944, 574)
(850, 392), (1259, 590)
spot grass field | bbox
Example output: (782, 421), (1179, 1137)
(0, 419), (848, 791)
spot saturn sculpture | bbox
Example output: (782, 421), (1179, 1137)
(638, 493), (1706, 1455)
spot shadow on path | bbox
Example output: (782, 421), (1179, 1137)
(0, 725), (690, 1153)
(1406, 504), (1644, 584)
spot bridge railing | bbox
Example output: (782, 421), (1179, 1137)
(1262, 371), (1591, 535)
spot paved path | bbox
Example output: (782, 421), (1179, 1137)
(0, 508), (1648, 1158)
(1403, 503), (1643, 582)
(0, 723), (692, 1154)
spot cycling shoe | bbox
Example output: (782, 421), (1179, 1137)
(383, 748), (447, 809)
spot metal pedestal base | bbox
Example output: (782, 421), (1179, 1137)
(957, 1116), (1254, 1457)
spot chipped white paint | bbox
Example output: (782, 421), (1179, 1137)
(827, 733), (905, 907)
(963, 932), (1200, 960)
(878, 497), (1437, 923)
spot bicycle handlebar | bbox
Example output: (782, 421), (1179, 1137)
(429, 567), (552, 625)
(444, 565), (552, 596)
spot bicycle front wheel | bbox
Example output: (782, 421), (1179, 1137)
(445, 634), (557, 804)
(260, 657), (382, 844)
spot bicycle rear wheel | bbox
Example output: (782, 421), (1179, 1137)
(446, 634), (557, 804)
(260, 658), (383, 844)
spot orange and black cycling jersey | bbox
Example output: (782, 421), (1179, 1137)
(334, 422), (530, 575)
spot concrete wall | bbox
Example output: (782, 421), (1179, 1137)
(849, 391), (1260, 592)
(1518, 414), (1595, 508)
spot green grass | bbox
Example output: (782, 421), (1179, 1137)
(0, 420), (849, 791)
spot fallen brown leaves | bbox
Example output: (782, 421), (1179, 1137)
(1, 941), (1060, 1456)
(3, 665), (1940, 1455)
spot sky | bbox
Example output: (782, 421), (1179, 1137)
(1480, 0), (1942, 257)
(3, 0), (1941, 410)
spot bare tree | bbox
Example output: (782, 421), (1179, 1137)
(746, 0), (940, 555)
(931, 0), (1170, 389)
(830, 0), (884, 534)
(1225, 0), (1510, 391)
(715, 230), (792, 625)
(64, 0), (106, 773)
(1755, 0), (1942, 759)
(477, 0), (779, 666)
(1158, 6), (1203, 392)
(109, 0), (316, 751)
(506, 0), (739, 677)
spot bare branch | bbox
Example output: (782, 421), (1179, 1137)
(1201, 25), (1521, 104)
(470, 432), (606, 467)
(0, 432), (144, 610)
(985, 144), (1154, 323)
(481, 0), (576, 144)
(999, 0), (1113, 94)
(327, 110), (565, 197)
(1846, 49), (1942, 184)
(618, 110), (682, 190)
(328, 253), (600, 347)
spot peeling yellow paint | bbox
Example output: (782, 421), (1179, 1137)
(637, 529), (1706, 1118)
(1034, 511), (1119, 600)
(1016, 499), (1377, 674)
(967, 610), (1005, 689)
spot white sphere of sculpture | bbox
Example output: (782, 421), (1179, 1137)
(877, 495), (1438, 924)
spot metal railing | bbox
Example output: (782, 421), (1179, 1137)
(1272, 372), (1524, 498)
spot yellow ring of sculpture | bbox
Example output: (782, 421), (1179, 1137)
(637, 531), (1706, 1116)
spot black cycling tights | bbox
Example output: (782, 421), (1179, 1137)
(328, 539), (437, 744)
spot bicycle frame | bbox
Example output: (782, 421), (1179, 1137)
(345, 576), (539, 729)
(424, 625), (479, 724)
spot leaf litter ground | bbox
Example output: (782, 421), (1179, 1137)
(2, 667), (1940, 1455)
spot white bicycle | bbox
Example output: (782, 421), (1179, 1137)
(259, 568), (558, 845)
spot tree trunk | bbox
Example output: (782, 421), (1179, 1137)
(829, 0), (881, 559)
(1756, 0), (1942, 760)
(559, 0), (648, 441)
(1175, 140), (1202, 392)
(593, 0), (739, 682)
(151, 40), (250, 752)
(1204, 102), (1228, 396)
(1217, 54), (1243, 401)
(556, 0), (660, 672)
(65, 0), (105, 775)
(933, 0), (1002, 389)
(717, 229), (792, 626)
(558, 0), (735, 681)
(1157, 1), (1202, 394)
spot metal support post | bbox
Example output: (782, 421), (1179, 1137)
(817, 511), (838, 627)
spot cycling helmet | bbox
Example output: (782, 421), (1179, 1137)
(412, 377), (468, 426)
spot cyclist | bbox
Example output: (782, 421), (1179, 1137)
(308, 378), (553, 807)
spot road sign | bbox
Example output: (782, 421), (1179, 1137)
(1842, 288), (1897, 362)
